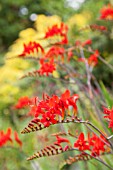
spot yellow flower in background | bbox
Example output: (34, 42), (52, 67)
(6, 15), (62, 59)
(34, 14), (61, 32)
(67, 12), (92, 28)
(19, 28), (37, 38)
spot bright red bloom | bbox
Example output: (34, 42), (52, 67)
(100, 4), (113, 20)
(19, 41), (44, 57)
(0, 128), (12, 147)
(74, 133), (89, 151)
(90, 134), (107, 156)
(14, 96), (31, 109)
(74, 132), (108, 156)
(41, 111), (57, 127)
(26, 90), (79, 127)
(44, 23), (68, 44)
(103, 106), (113, 131)
(14, 131), (22, 147)
(38, 59), (56, 76)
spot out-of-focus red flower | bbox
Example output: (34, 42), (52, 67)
(100, 4), (113, 20)
(67, 50), (73, 61)
(0, 128), (12, 147)
(74, 133), (89, 151)
(14, 96), (31, 109)
(75, 39), (92, 47)
(90, 24), (107, 32)
(44, 23), (68, 44)
(38, 59), (56, 76)
(75, 40), (82, 46)
(88, 50), (99, 66)
(19, 41), (44, 57)
(14, 131), (22, 147)
(103, 106), (113, 131)
(78, 50), (99, 67)
(45, 46), (65, 61)
(82, 39), (92, 47)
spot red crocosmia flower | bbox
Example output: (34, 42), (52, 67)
(6, 128), (12, 143)
(82, 39), (92, 47)
(34, 100), (50, 117)
(61, 89), (70, 100)
(49, 95), (59, 107)
(41, 112), (57, 127)
(54, 135), (70, 145)
(103, 106), (112, 118)
(74, 133), (89, 151)
(45, 23), (68, 38)
(19, 41), (44, 57)
(44, 23), (68, 44)
(45, 46), (65, 61)
(38, 59), (56, 76)
(78, 50), (99, 67)
(60, 34), (68, 45)
(14, 96), (31, 109)
(59, 90), (79, 117)
(100, 4), (113, 20)
(103, 106), (113, 131)
(88, 50), (99, 66)
(14, 131), (22, 147)
(0, 128), (12, 147)
(90, 134), (107, 156)
(26, 90), (79, 123)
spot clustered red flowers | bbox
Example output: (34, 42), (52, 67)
(19, 41), (44, 57)
(18, 23), (70, 76)
(74, 132), (108, 156)
(103, 106), (113, 131)
(44, 22), (68, 44)
(100, 4), (113, 20)
(14, 8), (113, 163)
(54, 132), (109, 157)
(0, 128), (22, 148)
(37, 59), (56, 76)
(15, 90), (79, 127)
